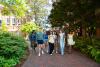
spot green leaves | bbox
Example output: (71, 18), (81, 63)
(26, 0), (48, 23)
(0, 56), (18, 67)
(91, 48), (100, 62)
(20, 22), (40, 33)
(0, 31), (27, 66)
(0, 0), (28, 17)
(49, 0), (96, 30)
(74, 37), (100, 63)
(0, 20), (8, 32)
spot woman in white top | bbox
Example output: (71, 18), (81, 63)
(67, 31), (75, 53)
(48, 31), (55, 55)
(59, 30), (65, 55)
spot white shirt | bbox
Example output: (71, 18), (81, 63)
(48, 34), (55, 43)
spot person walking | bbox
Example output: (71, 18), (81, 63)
(48, 31), (55, 55)
(59, 30), (65, 55)
(53, 31), (58, 53)
(43, 31), (48, 53)
(67, 31), (75, 54)
(29, 30), (37, 51)
(36, 28), (45, 56)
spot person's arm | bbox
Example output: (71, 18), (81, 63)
(35, 33), (37, 43)
(64, 33), (65, 43)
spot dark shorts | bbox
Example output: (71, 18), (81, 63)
(37, 40), (44, 44)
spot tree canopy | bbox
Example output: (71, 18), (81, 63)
(0, 0), (28, 17)
(49, 0), (100, 36)
(26, 0), (48, 23)
(49, 0), (96, 27)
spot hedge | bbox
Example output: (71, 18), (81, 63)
(74, 37), (100, 63)
(0, 31), (28, 67)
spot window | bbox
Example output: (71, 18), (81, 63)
(12, 18), (16, 25)
(0, 20), (1, 26)
(7, 18), (10, 25)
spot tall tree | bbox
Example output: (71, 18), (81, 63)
(49, 0), (98, 36)
(26, 0), (48, 23)
(0, 0), (28, 18)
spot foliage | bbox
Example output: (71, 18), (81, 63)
(74, 37), (100, 63)
(0, 31), (27, 67)
(0, 0), (28, 17)
(48, 0), (98, 32)
(26, 0), (48, 23)
(0, 0), (49, 25)
(0, 20), (8, 32)
(20, 22), (40, 33)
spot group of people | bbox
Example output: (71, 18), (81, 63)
(29, 28), (75, 56)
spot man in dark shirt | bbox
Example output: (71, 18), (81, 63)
(29, 30), (37, 51)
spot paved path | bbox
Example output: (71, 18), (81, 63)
(22, 48), (100, 67)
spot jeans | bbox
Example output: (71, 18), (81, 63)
(60, 39), (65, 55)
(49, 42), (54, 54)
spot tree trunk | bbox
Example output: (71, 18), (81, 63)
(95, 8), (100, 38)
(96, 28), (100, 38)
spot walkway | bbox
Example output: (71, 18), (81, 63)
(22, 47), (100, 67)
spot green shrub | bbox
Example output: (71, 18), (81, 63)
(74, 37), (100, 63)
(0, 31), (28, 67)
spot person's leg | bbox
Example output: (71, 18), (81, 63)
(60, 44), (63, 55)
(32, 41), (36, 51)
(60, 40), (62, 55)
(61, 42), (65, 55)
(68, 45), (72, 54)
(49, 43), (52, 54)
(30, 41), (33, 49)
(41, 44), (45, 54)
(38, 45), (41, 56)
(55, 41), (58, 53)
(46, 42), (49, 53)
(52, 43), (55, 53)
(60, 40), (65, 55)
(51, 43), (54, 54)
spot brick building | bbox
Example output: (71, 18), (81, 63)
(0, 16), (21, 32)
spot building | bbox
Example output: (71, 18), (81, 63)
(0, 16), (21, 32)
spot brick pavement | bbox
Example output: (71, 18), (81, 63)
(21, 48), (100, 67)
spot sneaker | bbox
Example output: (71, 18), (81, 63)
(42, 51), (44, 54)
(50, 54), (52, 55)
(47, 50), (48, 53)
(52, 50), (54, 53)
(38, 53), (41, 56)
(56, 51), (58, 53)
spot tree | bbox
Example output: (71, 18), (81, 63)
(26, 0), (48, 23)
(49, 0), (98, 37)
(20, 21), (40, 38)
(0, 0), (28, 18)
(20, 22), (40, 33)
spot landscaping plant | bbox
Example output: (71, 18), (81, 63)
(0, 31), (27, 67)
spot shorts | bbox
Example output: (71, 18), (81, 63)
(44, 39), (48, 43)
(37, 40), (44, 44)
